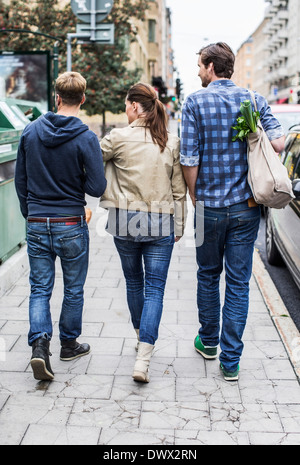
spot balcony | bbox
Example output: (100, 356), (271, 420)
(267, 46), (288, 66)
(278, 28), (288, 40)
(265, 69), (277, 83)
(278, 9), (289, 21)
(277, 66), (288, 78)
(267, 54), (279, 67)
(265, 5), (273, 19)
(264, 41), (274, 51)
(270, 32), (282, 46)
(265, 65), (288, 83)
(263, 24), (272, 35)
(278, 47), (288, 58)
(271, 0), (281, 10)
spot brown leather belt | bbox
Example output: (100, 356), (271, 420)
(27, 216), (86, 223)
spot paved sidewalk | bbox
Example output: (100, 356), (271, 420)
(0, 194), (300, 445)
(0, 119), (299, 445)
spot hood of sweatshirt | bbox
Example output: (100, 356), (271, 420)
(36, 112), (89, 148)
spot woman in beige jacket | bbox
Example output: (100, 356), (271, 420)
(100, 83), (186, 383)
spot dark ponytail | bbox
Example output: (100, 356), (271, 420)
(127, 82), (168, 152)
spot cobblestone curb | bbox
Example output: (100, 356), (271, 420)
(253, 248), (300, 382)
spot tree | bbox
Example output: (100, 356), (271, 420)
(0, 0), (150, 134)
(0, 0), (74, 50)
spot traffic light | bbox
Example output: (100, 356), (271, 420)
(176, 78), (183, 99)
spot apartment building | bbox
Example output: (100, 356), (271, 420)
(263, 0), (300, 103)
(233, 18), (269, 98)
(252, 18), (269, 98)
(233, 38), (254, 90)
(234, 0), (300, 103)
(129, 0), (175, 97)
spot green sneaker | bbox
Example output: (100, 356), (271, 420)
(194, 335), (218, 359)
(220, 363), (239, 381)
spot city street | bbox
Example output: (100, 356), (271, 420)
(1, 0), (300, 449)
(0, 121), (299, 446)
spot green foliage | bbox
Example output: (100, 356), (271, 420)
(0, 0), (73, 50)
(232, 99), (260, 142)
(0, 0), (149, 116)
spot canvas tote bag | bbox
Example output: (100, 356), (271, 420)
(246, 90), (294, 209)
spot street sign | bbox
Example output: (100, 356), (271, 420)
(68, 0), (114, 70)
(71, 0), (113, 23)
(76, 23), (114, 44)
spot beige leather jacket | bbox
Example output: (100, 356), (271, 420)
(99, 119), (187, 235)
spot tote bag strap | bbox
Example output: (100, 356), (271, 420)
(248, 89), (258, 113)
(248, 89), (264, 131)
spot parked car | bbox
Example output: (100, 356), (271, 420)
(261, 104), (300, 218)
(270, 104), (300, 135)
(265, 124), (300, 290)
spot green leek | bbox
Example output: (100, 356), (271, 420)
(232, 100), (260, 142)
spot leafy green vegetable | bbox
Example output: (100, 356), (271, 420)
(232, 100), (260, 142)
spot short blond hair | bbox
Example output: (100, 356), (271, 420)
(55, 71), (86, 106)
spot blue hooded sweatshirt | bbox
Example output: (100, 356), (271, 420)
(15, 112), (107, 218)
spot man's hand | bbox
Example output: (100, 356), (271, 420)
(85, 207), (92, 224)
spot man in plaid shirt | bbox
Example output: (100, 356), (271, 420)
(180, 42), (285, 381)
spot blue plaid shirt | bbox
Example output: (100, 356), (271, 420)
(180, 80), (284, 207)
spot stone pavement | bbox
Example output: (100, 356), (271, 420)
(0, 119), (300, 445)
(0, 194), (300, 446)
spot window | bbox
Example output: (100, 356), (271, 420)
(294, 158), (300, 179)
(284, 135), (300, 179)
(148, 20), (156, 43)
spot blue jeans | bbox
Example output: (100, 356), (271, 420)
(195, 200), (261, 371)
(114, 235), (174, 345)
(26, 217), (89, 346)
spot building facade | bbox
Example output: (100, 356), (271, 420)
(235, 0), (300, 103)
(233, 38), (254, 90)
(263, 0), (300, 103)
(129, 0), (175, 98)
(252, 18), (269, 98)
(233, 19), (269, 98)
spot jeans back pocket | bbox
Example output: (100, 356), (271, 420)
(58, 233), (84, 259)
(27, 233), (42, 256)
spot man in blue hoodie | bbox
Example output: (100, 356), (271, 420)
(15, 71), (107, 381)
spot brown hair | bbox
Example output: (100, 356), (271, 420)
(55, 71), (86, 106)
(126, 82), (168, 152)
(198, 42), (235, 79)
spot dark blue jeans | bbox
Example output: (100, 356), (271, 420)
(26, 217), (89, 346)
(195, 200), (261, 372)
(114, 235), (174, 345)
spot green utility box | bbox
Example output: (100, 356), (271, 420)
(0, 99), (35, 264)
